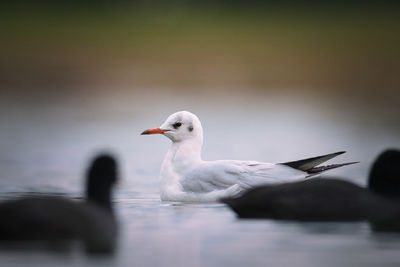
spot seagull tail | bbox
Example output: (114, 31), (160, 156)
(305, 161), (359, 177)
(280, 151), (346, 171)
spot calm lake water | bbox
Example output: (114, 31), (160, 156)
(0, 89), (399, 266)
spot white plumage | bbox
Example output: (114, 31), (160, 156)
(142, 111), (356, 202)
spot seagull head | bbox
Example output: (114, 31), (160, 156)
(141, 111), (203, 143)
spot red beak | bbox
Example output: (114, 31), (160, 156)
(141, 128), (170, 135)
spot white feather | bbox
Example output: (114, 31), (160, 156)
(145, 111), (309, 202)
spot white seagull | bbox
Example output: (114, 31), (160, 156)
(141, 111), (357, 202)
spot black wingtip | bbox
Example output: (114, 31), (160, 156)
(281, 151), (349, 172)
(329, 151), (346, 157)
(307, 161), (359, 175)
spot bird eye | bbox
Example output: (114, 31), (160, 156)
(173, 122), (182, 129)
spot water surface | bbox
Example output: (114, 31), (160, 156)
(0, 89), (399, 266)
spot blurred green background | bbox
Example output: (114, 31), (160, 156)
(1, 1), (399, 104)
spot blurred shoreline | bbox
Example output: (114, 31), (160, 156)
(1, 4), (399, 95)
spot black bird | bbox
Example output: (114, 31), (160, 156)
(0, 154), (118, 253)
(222, 150), (400, 225)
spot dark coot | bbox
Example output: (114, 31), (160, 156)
(221, 150), (400, 226)
(0, 154), (118, 253)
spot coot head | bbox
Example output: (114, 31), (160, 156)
(86, 154), (118, 212)
(368, 149), (400, 198)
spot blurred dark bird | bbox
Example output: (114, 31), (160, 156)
(0, 154), (118, 253)
(222, 149), (400, 224)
